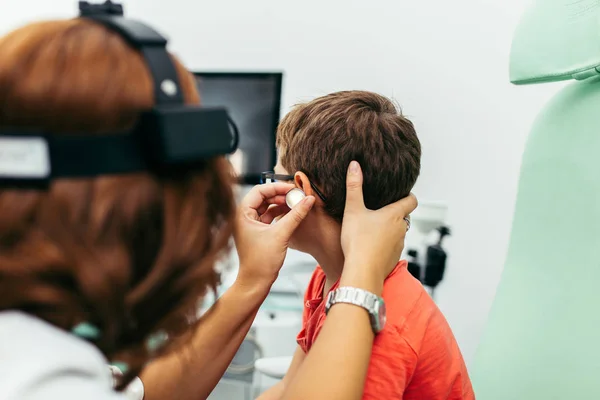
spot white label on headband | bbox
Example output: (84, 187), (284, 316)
(0, 136), (50, 179)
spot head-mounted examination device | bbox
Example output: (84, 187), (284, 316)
(0, 0), (239, 189)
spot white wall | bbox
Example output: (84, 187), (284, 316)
(0, 0), (564, 365)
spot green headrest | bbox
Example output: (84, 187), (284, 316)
(510, 0), (600, 84)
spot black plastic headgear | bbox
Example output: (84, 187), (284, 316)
(0, 0), (239, 189)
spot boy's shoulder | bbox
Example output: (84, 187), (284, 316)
(381, 261), (438, 331)
(382, 260), (425, 304)
(382, 262), (456, 355)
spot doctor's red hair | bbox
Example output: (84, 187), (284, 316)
(0, 18), (235, 387)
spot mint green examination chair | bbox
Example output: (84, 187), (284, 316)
(472, 1), (600, 398)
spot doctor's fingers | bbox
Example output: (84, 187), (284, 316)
(240, 182), (295, 212)
(259, 204), (290, 224)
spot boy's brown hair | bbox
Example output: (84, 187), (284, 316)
(277, 90), (421, 222)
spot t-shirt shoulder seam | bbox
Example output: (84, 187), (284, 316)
(387, 288), (428, 355)
(387, 322), (419, 358)
(391, 285), (426, 325)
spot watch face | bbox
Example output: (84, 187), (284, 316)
(378, 301), (387, 330)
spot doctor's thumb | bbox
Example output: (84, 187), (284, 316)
(344, 161), (366, 213)
(276, 195), (315, 236)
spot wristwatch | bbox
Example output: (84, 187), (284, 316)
(325, 287), (386, 334)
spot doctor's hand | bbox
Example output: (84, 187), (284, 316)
(340, 161), (418, 289)
(234, 182), (315, 288)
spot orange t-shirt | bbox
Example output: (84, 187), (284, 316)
(296, 261), (475, 400)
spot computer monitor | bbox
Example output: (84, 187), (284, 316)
(193, 72), (283, 184)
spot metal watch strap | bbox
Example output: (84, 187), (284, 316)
(326, 287), (378, 314)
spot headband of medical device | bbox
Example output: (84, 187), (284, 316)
(0, 0), (239, 189)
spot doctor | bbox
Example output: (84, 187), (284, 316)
(0, 3), (416, 400)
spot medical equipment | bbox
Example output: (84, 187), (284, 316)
(0, 0), (238, 189)
(406, 249), (421, 281)
(423, 226), (450, 300)
(194, 72), (283, 184)
(404, 201), (449, 297)
(286, 188), (306, 208)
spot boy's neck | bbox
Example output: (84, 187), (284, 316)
(307, 223), (345, 294)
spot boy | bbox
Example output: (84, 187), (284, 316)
(259, 91), (474, 399)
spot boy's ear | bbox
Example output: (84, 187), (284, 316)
(294, 172), (314, 197)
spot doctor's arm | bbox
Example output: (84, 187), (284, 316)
(141, 182), (314, 400)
